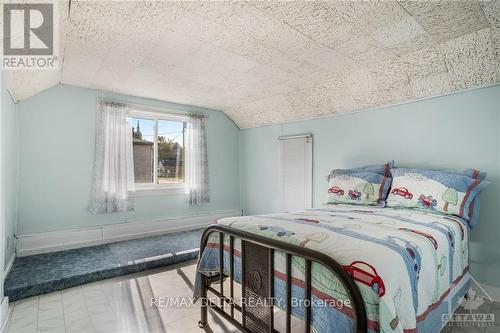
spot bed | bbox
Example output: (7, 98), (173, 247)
(195, 204), (470, 333)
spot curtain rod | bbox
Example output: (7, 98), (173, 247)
(278, 133), (313, 140)
(97, 97), (208, 119)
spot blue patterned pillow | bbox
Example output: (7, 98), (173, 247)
(328, 161), (394, 179)
(439, 168), (486, 227)
(326, 171), (392, 207)
(387, 168), (488, 222)
(467, 196), (481, 228)
(440, 168), (486, 181)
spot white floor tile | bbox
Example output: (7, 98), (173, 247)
(62, 287), (94, 333)
(37, 292), (65, 333)
(8, 298), (39, 333)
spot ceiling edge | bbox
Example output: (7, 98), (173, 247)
(239, 81), (500, 130)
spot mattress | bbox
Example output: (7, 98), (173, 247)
(195, 204), (470, 333)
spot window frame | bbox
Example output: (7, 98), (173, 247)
(127, 107), (189, 194)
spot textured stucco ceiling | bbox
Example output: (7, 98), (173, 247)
(6, 0), (500, 128)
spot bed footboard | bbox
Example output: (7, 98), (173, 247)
(197, 225), (367, 333)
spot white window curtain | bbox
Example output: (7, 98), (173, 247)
(88, 100), (135, 214)
(185, 114), (209, 205)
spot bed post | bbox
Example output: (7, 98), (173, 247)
(198, 231), (210, 329)
(198, 272), (208, 328)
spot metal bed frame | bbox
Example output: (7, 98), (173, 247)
(197, 225), (368, 333)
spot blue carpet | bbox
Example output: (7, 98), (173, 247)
(5, 228), (204, 301)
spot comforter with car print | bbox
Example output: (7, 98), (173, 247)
(195, 204), (469, 333)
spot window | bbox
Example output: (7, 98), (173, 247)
(128, 108), (187, 191)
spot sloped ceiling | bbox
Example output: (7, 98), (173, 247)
(6, 0), (500, 128)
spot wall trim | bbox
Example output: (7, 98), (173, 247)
(0, 297), (10, 333)
(480, 282), (500, 302)
(3, 254), (15, 279)
(469, 273), (500, 302)
(6, 88), (17, 104)
(16, 210), (240, 257)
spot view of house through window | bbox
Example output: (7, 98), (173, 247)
(131, 114), (185, 187)
(132, 117), (154, 183)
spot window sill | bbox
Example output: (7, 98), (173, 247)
(132, 185), (185, 197)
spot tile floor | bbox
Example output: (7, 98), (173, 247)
(6, 260), (242, 333)
(442, 301), (500, 333)
(6, 261), (500, 333)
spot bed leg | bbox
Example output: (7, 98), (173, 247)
(199, 274), (209, 329)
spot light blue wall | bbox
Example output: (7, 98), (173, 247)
(240, 84), (500, 287)
(17, 84), (240, 235)
(14, 83), (500, 287)
(1, 78), (18, 266)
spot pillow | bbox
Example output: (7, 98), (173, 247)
(439, 168), (486, 228)
(386, 168), (488, 221)
(328, 161), (394, 179)
(326, 171), (392, 207)
(440, 168), (487, 181)
(467, 196), (481, 228)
